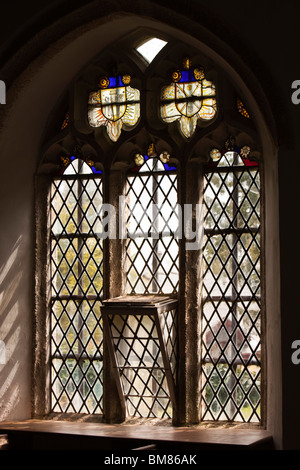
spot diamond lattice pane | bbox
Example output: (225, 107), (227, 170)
(159, 308), (177, 379)
(201, 155), (261, 423)
(108, 313), (175, 418)
(125, 166), (179, 294)
(50, 175), (104, 414)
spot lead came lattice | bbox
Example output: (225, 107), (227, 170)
(125, 156), (179, 295)
(102, 297), (177, 419)
(50, 159), (104, 414)
(201, 149), (261, 423)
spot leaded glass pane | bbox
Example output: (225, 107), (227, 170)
(125, 158), (179, 294)
(160, 65), (217, 138)
(50, 160), (104, 414)
(237, 98), (251, 119)
(201, 148), (261, 423)
(63, 158), (93, 175)
(88, 75), (140, 142)
(106, 307), (177, 419)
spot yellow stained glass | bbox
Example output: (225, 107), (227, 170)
(237, 97), (251, 119)
(161, 73), (217, 138)
(61, 111), (70, 130)
(88, 83), (140, 142)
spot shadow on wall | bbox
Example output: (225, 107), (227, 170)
(0, 236), (24, 420)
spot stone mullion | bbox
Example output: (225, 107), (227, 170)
(175, 161), (203, 425)
(102, 168), (126, 423)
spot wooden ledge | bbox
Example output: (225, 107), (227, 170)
(0, 419), (274, 451)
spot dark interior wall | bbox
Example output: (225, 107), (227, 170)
(0, 0), (299, 449)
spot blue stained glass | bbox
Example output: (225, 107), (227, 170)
(92, 167), (103, 174)
(179, 70), (195, 82)
(65, 156), (102, 174)
(163, 163), (177, 171)
(144, 155), (176, 170)
(106, 76), (124, 88)
(180, 70), (189, 82)
(108, 76), (116, 88)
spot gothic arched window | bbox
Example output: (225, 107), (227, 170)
(36, 34), (263, 426)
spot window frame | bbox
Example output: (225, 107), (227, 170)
(33, 38), (265, 428)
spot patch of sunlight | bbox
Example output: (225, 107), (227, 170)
(136, 38), (167, 63)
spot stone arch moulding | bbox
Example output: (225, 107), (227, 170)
(0, 5), (281, 449)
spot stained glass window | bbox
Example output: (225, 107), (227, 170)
(237, 98), (251, 119)
(50, 156), (104, 414)
(125, 144), (179, 295)
(61, 111), (70, 130)
(88, 75), (140, 142)
(59, 154), (103, 175)
(160, 59), (217, 138)
(41, 41), (266, 427)
(201, 137), (261, 423)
